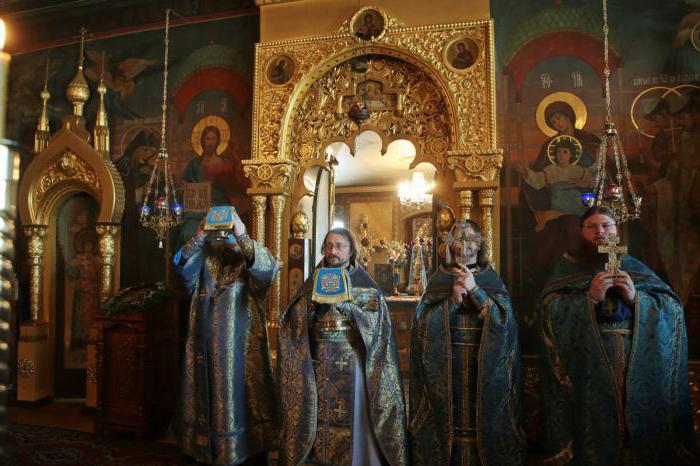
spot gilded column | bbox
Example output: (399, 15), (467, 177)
(24, 225), (47, 321)
(478, 189), (497, 265)
(251, 195), (267, 243)
(458, 189), (474, 220)
(270, 194), (286, 325)
(95, 223), (119, 302)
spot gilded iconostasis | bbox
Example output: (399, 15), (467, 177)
(5, 0), (700, 388)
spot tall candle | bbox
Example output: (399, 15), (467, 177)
(0, 20), (10, 140)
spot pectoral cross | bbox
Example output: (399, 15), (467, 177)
(334, 357), (349, 371)
(598, 233), (627, 274)
(333, 400), (348, 418)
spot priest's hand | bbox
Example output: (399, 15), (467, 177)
(456, 265), (477, 292)
(231, 210), (247, 238)
(451, 266), (476, 304)
(589, 271), (614, 304)
(195, 216), (208, 240)
(613, 271), (636, 305)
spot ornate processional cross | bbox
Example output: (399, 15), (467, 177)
(598, 233), (627, 274)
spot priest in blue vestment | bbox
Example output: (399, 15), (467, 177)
(540, 206), (697, 466)
(409, 219), (525, 466)
(173, 209), (279, 465)
(277, 227), (408, 466)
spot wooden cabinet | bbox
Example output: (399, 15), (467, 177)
(386, 296), (419, 382)
(94, 299), (177, 437)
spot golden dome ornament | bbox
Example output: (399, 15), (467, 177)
(138, 9), (183, 248)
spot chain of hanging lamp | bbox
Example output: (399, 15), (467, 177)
(139, 9), (183, 248)
(585, 0), (642, 223)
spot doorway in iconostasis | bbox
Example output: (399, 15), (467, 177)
(54, 193), (100, 398)
(296, 130), (436, 295)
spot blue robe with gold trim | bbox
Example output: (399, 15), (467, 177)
(277, 263), (408, 466)
(409, 266), (525, 466)
(540, 254), (697, 466)
(173, 237), (279, 465)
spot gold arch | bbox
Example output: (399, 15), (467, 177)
(278, 43), (460, 163)
(535, 91), (588, 137)
(19, 127), (125, 225)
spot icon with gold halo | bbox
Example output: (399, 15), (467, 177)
(191, 115), (231, 157)
(535, 91), (588, 137)
(546, 135), (583, 165)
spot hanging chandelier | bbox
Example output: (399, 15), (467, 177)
(582, 0), (641, 223)
(139, 9), (183, 248)
(398, 172), (434, 208)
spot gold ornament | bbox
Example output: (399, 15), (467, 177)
(290, 211), (310, 238)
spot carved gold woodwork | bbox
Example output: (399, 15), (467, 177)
(478, 188), (497, 265)
(243, 158), (298, 194)
(251, 195), (268, 243)
(36, 151), (101, 207)
(254, 18), (497, 165)
(251, 10), (502, 310)
(24, 225), (47, 322)
(458, 190), (474, 220)
(96, 223), (119, 302)
(291, 211), (309, 238)
(269, 195), (286, 326)
(447, 150), (503, 183)
(17, 106), (125, 401)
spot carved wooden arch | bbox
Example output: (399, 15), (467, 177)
(279, 44), (459, 166)
(19, 125), (125, 225)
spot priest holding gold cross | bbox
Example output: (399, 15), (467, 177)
(539, 206), (697, 466)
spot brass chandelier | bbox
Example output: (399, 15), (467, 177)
(139, 9), (183, 248)
(583, 0), (642, 223)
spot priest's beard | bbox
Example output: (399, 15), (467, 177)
(211, 243), (245, 268)
(575, 239), (608, 267)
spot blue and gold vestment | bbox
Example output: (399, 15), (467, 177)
(277, 263), (408, 466)
(540, 254), (698, 466)
(409, 266), (524, 466)
(172, 235), (279, 465)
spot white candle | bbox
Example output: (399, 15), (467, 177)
(0, 20), (10, 140)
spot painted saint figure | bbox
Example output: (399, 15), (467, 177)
(355, 12), (381, 40)
(172, 209), (279, 465)
(277, 227), (408, 466)
(452, 42), (475, 69)
(67, 229), (100, 351)
(539, 206), (697, 465)
(183, 125), (235, 207)
(409, 219), (524, 466)
(516, 137), (592, 217)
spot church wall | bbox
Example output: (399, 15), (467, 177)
(8, 12), (260, 320)
(259, 0), (490, 42)
(492, 0), (700, 356)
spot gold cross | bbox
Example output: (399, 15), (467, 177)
(333, 400), (347, 418)
(334, 357), (349, 371)
(598, 233), (627, 274)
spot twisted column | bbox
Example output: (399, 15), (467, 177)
(458, 189), (474, 220)
(251, 195), (267, 243)
(96, 223), (119, 302)
(24, 225), (47, 321)
(270, 194), (286, 325)
(478, 189), (497, 265)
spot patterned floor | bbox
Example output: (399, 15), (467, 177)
(1, 423), (182, 466)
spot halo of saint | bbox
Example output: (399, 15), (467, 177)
(190, 115), (231, 156)
(546, 134), (583, 165)
(535, 91), (588, 137)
